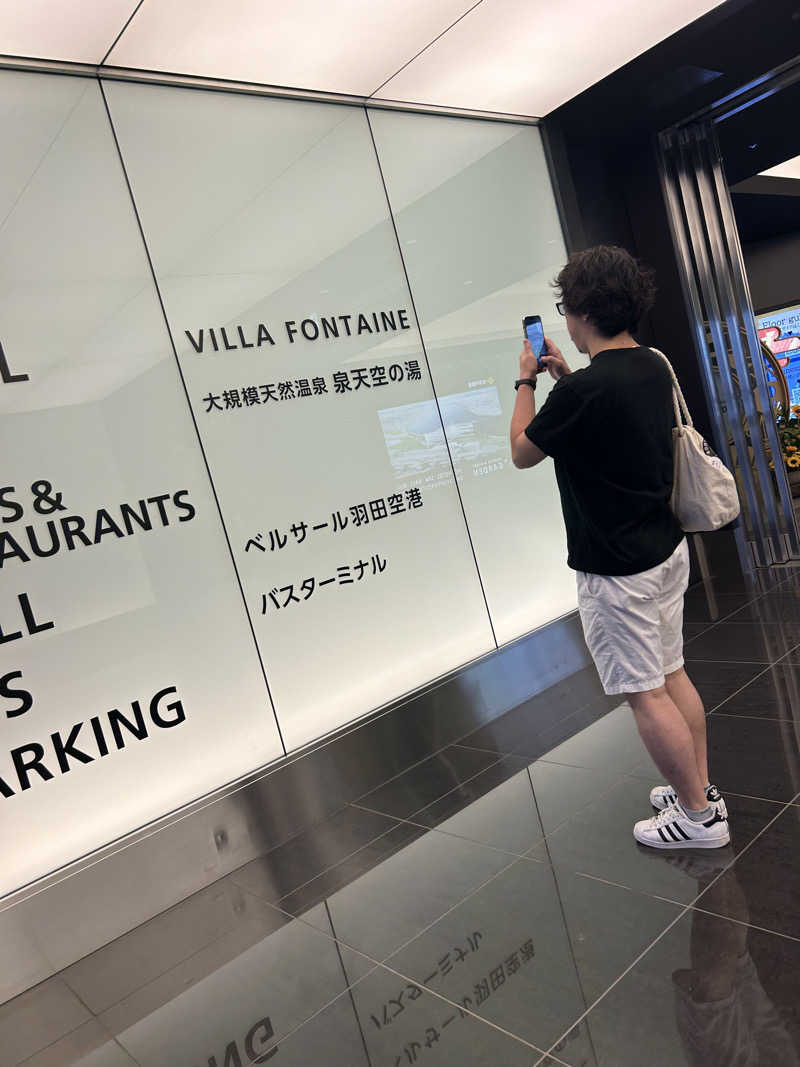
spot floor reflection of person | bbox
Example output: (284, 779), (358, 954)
(668, 857), (798, 1066)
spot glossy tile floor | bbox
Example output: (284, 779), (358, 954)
(3, 546), (800, 1066)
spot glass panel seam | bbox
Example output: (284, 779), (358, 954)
(364, 107), (500, 649)
(97, 76), (288, 754)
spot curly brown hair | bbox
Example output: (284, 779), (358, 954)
(553, 245), (656, 338)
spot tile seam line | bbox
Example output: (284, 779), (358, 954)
(623, 778), (792, 808)
(718, 788), (799, 805)
(258, 878), (551, 1059)
(374, 957), (551, 1059)
(325, 899), (374, 1066)
(685, 656), (773, 664)
(349, 686), (576, 807)
(452, 740), (515, 757)
(682, 589), (781, 642)
(349, 801), (546, 861)
(564, 868), (690, 910)
(541, 794), (796, 1059)
(686, 906), (800, 944)
(710, 710), (798, 723)
(347, 701), (526, 806)
(704, 633), (800, 714)
(237, 817), (412, 910)
(269, 847), (523, 977)
(356, 759), (628, 856)
(525, 765), (604, 1067)
(370, 752), (527, 822)
(185, 915), (384, 1065)
(772, 636), (800, 663)
(706, 659), (786, 712)
(59, 911), (267, 1029)
(223, 738), (544, 905)
(350, 748), (505, 810)
(683, 576), (800, 641)
(450, 694), (618, 762)
(13, 1017), (95, 1066)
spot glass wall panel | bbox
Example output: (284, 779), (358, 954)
(103, 82), (496, 752)
(368, 111), (586, 645)
(2, 69), (580, 889)
(0, 72), (285, 896)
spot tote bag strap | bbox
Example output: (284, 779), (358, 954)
(650, 347), (693, 437)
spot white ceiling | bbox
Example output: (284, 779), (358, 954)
(760, 156), (800, 181)
(1, 0), (727, 117)
(0, 0), (139, 64)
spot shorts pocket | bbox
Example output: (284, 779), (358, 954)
(577, 572), (605, 600)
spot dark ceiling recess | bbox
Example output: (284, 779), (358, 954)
(542, 0), (800, 443)
(717, 76), (800, 185)
(719, 76), (800, 246)
(731, 190), (800, 244)
(547, 0), (800, 144)
(641, 64), (723, 111)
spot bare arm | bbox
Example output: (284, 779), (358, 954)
(510, 338), (571, 469)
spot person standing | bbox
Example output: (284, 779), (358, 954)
(509, 245), (729, 849)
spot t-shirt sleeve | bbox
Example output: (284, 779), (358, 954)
(524, 378), (585, 459)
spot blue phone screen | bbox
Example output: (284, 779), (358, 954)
(525, 319), (546, 356)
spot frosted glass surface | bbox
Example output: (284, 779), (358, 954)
(369, 110), (586, 644)
(0, 72), (284, 895)
(104, 81), (495, 752)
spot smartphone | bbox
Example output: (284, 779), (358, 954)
(523, 315), (548, 372)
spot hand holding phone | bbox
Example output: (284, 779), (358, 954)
(523, 315), (548, 372)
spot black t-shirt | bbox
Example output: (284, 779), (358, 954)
(525, 346), (683, 576)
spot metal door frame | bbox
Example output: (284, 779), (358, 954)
(657, 60), (800, 567)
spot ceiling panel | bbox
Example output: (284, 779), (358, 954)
(0, 0), (139, 64)
(761, 157), (800, 181)
(374, 0), (727, 116)
(106, 0), (475, 96)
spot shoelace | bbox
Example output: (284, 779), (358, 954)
(648, 804), (684, 828)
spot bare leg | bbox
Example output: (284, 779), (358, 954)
(628, 685), (707, 810)
(665, 667), (709, 788)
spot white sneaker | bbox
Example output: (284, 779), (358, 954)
(633, 802), (730, 850)
(650, 783), (728, 818)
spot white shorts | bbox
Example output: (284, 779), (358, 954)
(576, 539), (689, 696)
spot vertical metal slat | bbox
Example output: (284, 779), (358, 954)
(705, 125), (800, 558)
(675, 130), (772, 565)
(690, 127), (788, 562)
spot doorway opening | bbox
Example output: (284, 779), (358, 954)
(658, 56), (800, 567)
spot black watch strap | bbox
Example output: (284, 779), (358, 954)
(515, 377), (537, 391)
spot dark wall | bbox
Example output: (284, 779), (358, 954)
(742, 231), (800, 311)
(543, 125), (714, 440)
(542, 0), (800, 448)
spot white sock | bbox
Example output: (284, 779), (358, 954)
(683, 804), (712, 823)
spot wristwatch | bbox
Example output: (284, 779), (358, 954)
(514, 378), (537, 391)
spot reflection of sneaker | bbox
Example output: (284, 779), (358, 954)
(634, 803), (730, 849)
(651, 783), (728, 818)
(660, 849), (732, 882)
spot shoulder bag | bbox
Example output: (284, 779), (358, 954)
(652, 348), (741, 532)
